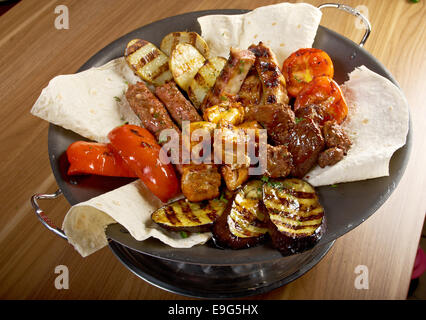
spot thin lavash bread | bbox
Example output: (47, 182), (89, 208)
(305, 66), (409, 186)
(30, 57), (142, 143)
(198, 2), (322, 64)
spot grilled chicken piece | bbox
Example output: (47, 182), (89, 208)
(181, 164), (222, 202)
(265, 144), (293, 178)
(201, 48), (256, 112)
(237, 68), (262, 106)
(126, 81), (180, 141)
(151, 197), (227, 233)
(263, 178), (325, 256)
(318, 147), (345, 168)
(203, 102), (245, 127)
(213, 125), (251, 169)
(322, 121), (352, 154)
(212, 180), (268, 249)
(249, 42), (289, 105)
(284, 118), (325, 178)
(155, 81), (202, 127)
(220, 165), (249, 191)
(244, 103), (295, 145)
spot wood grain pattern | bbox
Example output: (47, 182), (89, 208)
(0, 0), (425, 300)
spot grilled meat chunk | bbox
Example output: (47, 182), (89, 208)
(263, 178), (325, 256)
(318, 147), (345, 168)
(237, 69), (262, 106)
(201, 48), (256, 112)
(151, 197), (227, 233)
(212, 180), (268, 249)
(294, 104), (326, 125)
(284, 118), (325, 178)
(249, 42), (289, 105)
(155, 81), (202, 127)
(126, 81), (180, 141)
(322, 120), (352, 154)
(244, 103), (295, 145)
(181, 164), (222, 202)
(265, 144), (293, 178)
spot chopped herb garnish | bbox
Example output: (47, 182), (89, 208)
(153, 112), (160, 119)
(295, 117), (303, 124)
(220, 95), (228, 101)
(219, 193), (228, 203)
(114, 96), (121, 102)
(179, 231), (188, 239)
(158, 136), (168, 144)
(261, 176), (269, 183)
(293, 76), (302, 83)
(124, 80), (129, 85)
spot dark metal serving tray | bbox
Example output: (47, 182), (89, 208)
(32, 5), (412, 298)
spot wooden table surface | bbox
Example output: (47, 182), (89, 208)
(0, 0), (425, 300)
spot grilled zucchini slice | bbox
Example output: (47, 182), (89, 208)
(169, 43), (206, 92)
(124, 39), (173, 85)
(151, 197), (227, 233)
(212, 180), (268, 249)
(187, 56), (227, 109)
(263, 178), (325, 256)
(160, 31), (210, 58)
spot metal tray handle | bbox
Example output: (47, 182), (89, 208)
(318, 3), (371, 47)
(31, 189), (68, 240)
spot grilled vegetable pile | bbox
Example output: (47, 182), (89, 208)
(151, 178), (325, 255)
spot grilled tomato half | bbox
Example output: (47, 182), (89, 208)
(282, 48), (334, 97)
(294, 76), (348, 125)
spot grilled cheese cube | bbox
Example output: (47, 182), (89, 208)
(125, 39), (173, 85)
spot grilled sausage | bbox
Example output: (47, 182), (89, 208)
(237, 68), (262, 106)
(201, 48), (256, 112)
(249, 42), (289, 105)
(155, 81), (202, 127)
(126, 81), (180, 141)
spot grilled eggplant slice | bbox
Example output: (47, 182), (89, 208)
(160, 31), (210, 58)
(212, 180), (268, 249)
(263, 178), (325, 256)
(187, 57), (227, 109)
(169, 43), (206, 91)
(151, 197), (227, 233)
(125, 39), (173, 85)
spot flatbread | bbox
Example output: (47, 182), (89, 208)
(305, 66), (409, 186)
(62, 180), (211, 257)
(31, 57), (141, 143)
(198, 2), (322, 64)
